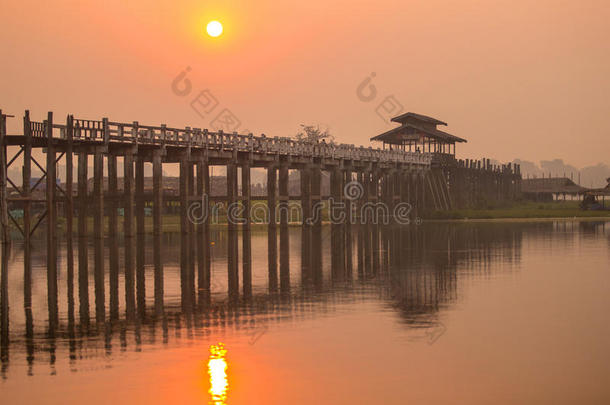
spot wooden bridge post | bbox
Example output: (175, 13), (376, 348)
(241, 162), (252, 299)
(300, 167), (312, 284)
(362, 170), (372, 277)
(77, 148), (90, 325)
(179, 155), (192, 312)
(93, 145), (105, 323)
(123, 151), (135, 319)
(135, 154), (146, 317)
(227, 161), (239, 300)
(196, 157), (210, 306)
(65, 115), (75, 322)
(0, 111), (8, 245)
(108, 153), (119, 320)
(152, 149), (164, 316)
(22, 111), (32, 311)
(344, 167), (353, 278)
(330, 167), (344, 281)
(371, 169), (380, 276)
(267, 164), (278, 292)
(310, 164), (323, 288)
(187, 157), (196, 308)
(279, 162), (290, 293)
(356, 171), (364, 279)
(46, 112), (58, 328)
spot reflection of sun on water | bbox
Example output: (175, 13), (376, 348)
(208, 343), (228, 404)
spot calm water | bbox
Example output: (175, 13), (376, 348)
(1, 221), (609, 404)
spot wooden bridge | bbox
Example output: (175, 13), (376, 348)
(0, 109), (521, 334)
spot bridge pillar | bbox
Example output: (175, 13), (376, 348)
(300, 166), (312, 285)
(344, 167), (353, 278)
(22, 112), (33, 326)
(93, 146), (105, 324)
(196, 157), (211, 307)
(279, 162), (290, 293)
(356, 171), (365, 279)
(152, 150), (164, 316)
(108, 153), (119, 320)
(135, 155), (146, 317)
(330, 167), (345, 281)
(46, 112), (59, 329)
(371, 169), (380, 276)
(77, 149), (90, 326)
(241, 162), (252, 299)
(227, 161), (239, 301)
(267, 164), (278, 293)
(123, 152), (135, 320)
(310, 164), (323, 289)
(187, 159), (196, 308)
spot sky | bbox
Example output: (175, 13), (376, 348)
(1, 0), (609, 167)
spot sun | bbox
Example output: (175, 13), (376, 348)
(206, 21), (223, 38)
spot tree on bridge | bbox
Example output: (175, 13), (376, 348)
(295, 124), (334, 144)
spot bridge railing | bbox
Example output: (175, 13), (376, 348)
(45, 116), (431, 165)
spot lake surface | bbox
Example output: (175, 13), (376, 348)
(1, 221), (609, 404)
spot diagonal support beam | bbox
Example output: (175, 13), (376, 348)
(30, 210), (47, 237)
(7, 147), (23, 168)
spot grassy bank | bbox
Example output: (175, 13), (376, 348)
(426, 201), (610, 220)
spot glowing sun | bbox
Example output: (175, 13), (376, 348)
(206, 21), (223, 38)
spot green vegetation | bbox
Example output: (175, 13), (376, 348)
(427, 201), (610, 220)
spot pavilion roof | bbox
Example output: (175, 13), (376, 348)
(391, 112), (448, 126)
(370, 123), (467, 144)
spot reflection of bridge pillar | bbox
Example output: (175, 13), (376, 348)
(1, 244), (9, 372)
(267, 164), (278, 293)
(279, 163), (290, 293)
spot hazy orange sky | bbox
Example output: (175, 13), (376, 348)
(1, 0), (609, 167)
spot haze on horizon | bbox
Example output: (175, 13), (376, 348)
(1, 0), (608, 169)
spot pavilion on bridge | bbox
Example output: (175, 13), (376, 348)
(370, 113), (466, 162)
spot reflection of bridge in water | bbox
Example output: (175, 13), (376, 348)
(0, 222), (529, 378)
